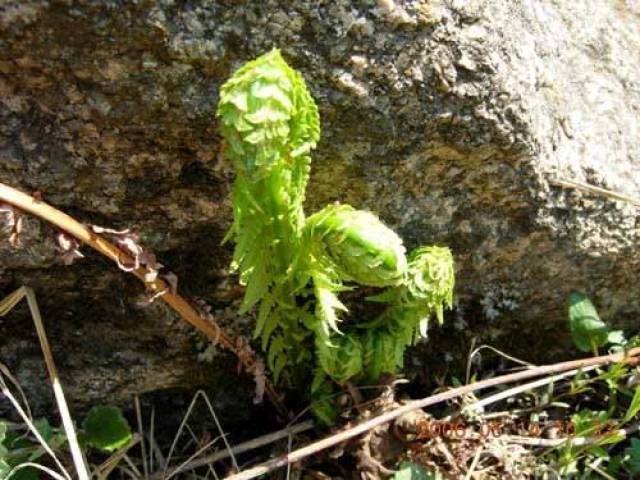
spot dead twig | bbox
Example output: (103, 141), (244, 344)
(504, 421), (640, 448)
(224, 348), (640, 480)
(0, 182), (284, 414)
(95, 434), (142, 480)
(548, 177), (640, 207)
(461, 365), (599, 416)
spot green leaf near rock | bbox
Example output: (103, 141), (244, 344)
(82, 405), (132, 452)
(32, 419), (52, 444)
(568, 292), (609, 352)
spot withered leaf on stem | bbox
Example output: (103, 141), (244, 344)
(55, 231), (85, 265)
(0, 203), (23, 248)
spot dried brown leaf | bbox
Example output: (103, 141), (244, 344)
(253, 358), (266, 404)
(235, 336), (255, 374)
(0, 203), (22, 247)
(89, 225), (131, 235)
(55, 231), (84, 265)
(161, 272), (179, 294)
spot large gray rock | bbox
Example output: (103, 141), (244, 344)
(1, 0), (639, 410)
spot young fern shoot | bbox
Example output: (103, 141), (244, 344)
(217, 49), (455, 423)
(217, 50), (319, 380)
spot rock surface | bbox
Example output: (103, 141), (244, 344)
(1, 0), (639, 412)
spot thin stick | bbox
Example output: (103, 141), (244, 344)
(95, 434), (142, 480)
(7, 462), (68, 480)
(589, 463), (616, 480)
(165, 435), (224, 480)
(135, 396), (149, 480)
(163, 390), (240, 477)
(461, 365), (598, 415)
(123, 454), (143, 477)
(0, 355), (32, 422)
(464, 446), (482, 480)
(548, 177), (640, 207)
(466, 344), (536, 385)
(504, 421), (640, 448)
(149, 407), (163, 470)
(24, 287), (90, 480)
(0, 182), (283, 412)
(224, 348), (640, 480)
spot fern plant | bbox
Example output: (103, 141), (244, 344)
(216, 49), (455, 423)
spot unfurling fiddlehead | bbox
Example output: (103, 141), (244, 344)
(217, 49), (455, 423)
(217, 50), (319, 380)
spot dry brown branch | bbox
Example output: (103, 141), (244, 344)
(224, 348), (640, 480)
(0, 182), (284, 413)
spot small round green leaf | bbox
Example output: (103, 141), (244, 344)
(82, 406), (132, 452)
(568, 292), (609, 352)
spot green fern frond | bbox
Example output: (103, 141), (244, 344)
(316, 334), (363, 384)
(305, 204), (408, 288)
(217, 49), (321, 356)
(310, 370), (338, 426)
(217, 51), (455, 423)
(362, 329), (399, 383)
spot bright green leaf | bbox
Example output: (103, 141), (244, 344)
(317, 334), (362, 384)
(33, 419), (52, 444)
(589, 445), (609, 459)
(571, 410), (609, 436)
(624, 387), (640, 423)
(568, 292), (609, 352)
(82, 405), (132, 452)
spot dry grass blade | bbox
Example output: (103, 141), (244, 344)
(0, 335), (32, 421)
(1, 287), (90, 480)
(466, 343), (536, 384)
(162, 390), (239, 478)
(464, 446), (483, 480)
(0, 363), (70, 480)
(164, 435), (224, 480)
(22, 287), (90, 480)
(154, 420), (314, 478)
(461, 365), (598, 415)
(6, 462), (69, 480)
(135, 396), (150, 480)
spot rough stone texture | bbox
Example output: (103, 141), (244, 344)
(1, 0), (639, 411)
